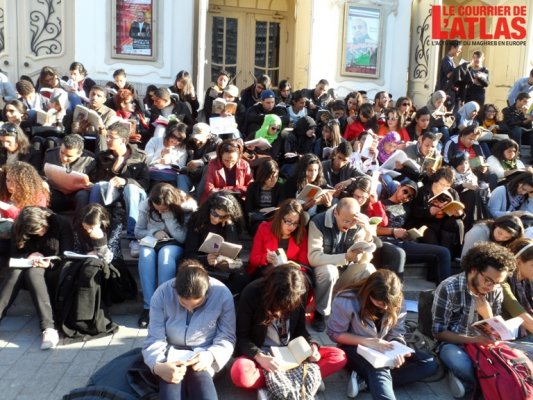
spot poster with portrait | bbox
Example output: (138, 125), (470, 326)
(341, 4), (381, 78)
(112, 0), (157, 60)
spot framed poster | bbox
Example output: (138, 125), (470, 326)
(341, 4), (381, 78)
(112, 0), (156, 60)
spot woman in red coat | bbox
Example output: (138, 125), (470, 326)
(248, 199), (309, 279)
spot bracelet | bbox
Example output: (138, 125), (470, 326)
(392, 228), (396, 237)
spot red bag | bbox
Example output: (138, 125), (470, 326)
(465, 342), (533, 400)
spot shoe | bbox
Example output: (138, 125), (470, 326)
(318, 379), (325, 392)
(257, 388), (269, 400)
(347, 371), (359, 398)
(41, 328), (59, 350)
(138, 309), (149, 328)
(447, 371), (466, 398)
(129, 240), (140, 258)
(311, 312), (326, 332)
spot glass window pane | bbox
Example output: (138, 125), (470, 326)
(211, 17), (224, 65)
(268, 23), (280, 69)
(255, 21), (266, 68)
(226, 18), (238, 64)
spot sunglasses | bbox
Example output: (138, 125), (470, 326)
(387, 117), (398, 121)
(270, 125), (280, 130)
(282, 218), (299, 227)
(400, 188), (414, 199)
(401, 102), (410, 107)
(210, 209), (229, 220)
(0, 124), (17, 136)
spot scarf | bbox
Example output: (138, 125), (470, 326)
(377, 131), (401, 164)
(502, 159), (517, 170)
(255, 114), (282, 144)
(457, 101), (480, 127)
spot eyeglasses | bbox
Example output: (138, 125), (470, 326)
(270, 125), (280, 130)
(479, 271), (501, 288)
(401, 103), (410, 107)
(0, 124), (17, 136)
(486, 109), (496, 113)
(353, 192), (369, 202)
(210, 209), (229, 221)
(282, 218), (299, 227)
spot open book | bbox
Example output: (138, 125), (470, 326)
(271, 248), (288, 267)
(406, 225), (428, 240)
(348, 241), (377, 253)
(270, 336), (312, 370)
(259, 207), (279, 217)
(472, 316), (523, 341)
(139, 236), (176, 248)
(43, 163), (91, 194)
(73, 104), (103, 128)
(244, 138), (272, 151)
(296, 184), (334, 204)
(428, 190), (465, 216)
(35, 108), (58, 126)
(9, 256), (61, 268)
(469, 156), (488, 169)
(212, 98), (237, 115)
(63, 251), (99, 260)
(359, 131), (377, 159)
(209, 116), (239, 136)
(198, 232), (242, 259)
(357, 341), (414, 368)
(166, 347), (198, 366)
(477, 127), (508, 142)
(379, 150), (420, 176)
(421, 155), (443, 172)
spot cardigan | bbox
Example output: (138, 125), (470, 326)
(200, 158), (253, 204)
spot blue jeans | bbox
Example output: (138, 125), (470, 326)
(139, 244), (183, 309)
(438, 343), (475, 392)
(149, 169), (178, 185)
(177, 174), (192, 194)
(342, 345), (438, 400)
(159, 369), (218, 400)
(89, 182), (147, 238)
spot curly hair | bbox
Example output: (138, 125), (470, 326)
(461, 241), (516, 274)
(1, 161), (49, 208)
(147, 183), (189, 225)
(431, 166), (455, 185)
(293, 153), (326, 191)
(260, 264), (307, 325)
(476, 103), (502, 125)
(113, 88), (135, 109)
(191, 190), (244, 233)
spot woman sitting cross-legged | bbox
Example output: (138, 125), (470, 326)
(231, 264), (347, 397)
(135, 183), (197, 328)
(143, 259), (236, 400)
(327, 269), (438, 400)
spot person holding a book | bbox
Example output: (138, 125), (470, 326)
(200, 139), (254, 204)
(0, 122), (42, 169)
(426, 90), (451, 145)
(169, 70), (199, 121)
(400, 131), (441, 182)
(487, 171), (533, 218)
(135, 183), (197, 328)
(275, 79), (292, 107)
(202, 70), (230, 121)
(112, 88), (149, 146)
(486, 138), (526, 180)
(328, 269), (438, 399)
(343, 103), (377, 142)
(37, 66), (82, 115)
(148, 87), (194, 136)
(501, 92), (533, 150)
(432, 242), (516, 398)
(143, 259), (236, 400)
(240, 74), (271, 111)
(66, 61), (96, 101)
(16, 79), (50, 113)
(244, 114), (283, 165)
(455, 101), (480, 132)
(0, 206), (73, 350)
(244, 159), (285, 236)
(321, 141), (364, 192)
(231, 264), (347, 397)
(405, 107), (431, 141)
(184, 191), (248, 295)
(314, 119), (345, 161)
(243, 89), (289, 139)
(308, 197), (376, 331)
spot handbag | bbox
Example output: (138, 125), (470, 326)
(264, 362), (321, 400)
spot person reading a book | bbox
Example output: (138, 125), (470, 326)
(343, 103), (377, 142)
(487, 171), (533, 218)
(0, 122), (42, 169)
(143, 259), (236, 400)
(487, 138), (526, 180)
(112, 88), (149, 145)
(506, 239), (533, 337)
(275, 79), (292, 106)
(432, 242), (516, 398)
(231, 264), (346, 397)
(169, 70), (199, 121)
(322, 141), (364, 193)
(243, 89), (289, 139)
(405, 107), (431, 141)
(408, 167), (465, 260)
(148, 87), (194, 136)
(0, 206), (73, 350)
(89, 122), (149, 256)
(184, 191), (248, 295)
(376, 131), (402, 165)
(202, 70), (230, 121)
(308, 197), (376, 331)
(314, 119), (345, 161)
(282, 116), (318, 175)
(135, 183), (197, 328)
(476, 103), (503, 134)
(244, 114), (283, 164)
(501, 92), (533, 150)
(400, 131), (440, 182)
(244, 159), (285, 235)
(377, 108), (410, 143)
(248, 199), (310, 279)
(37, 66), (82, 117)
(328, 269), (438, 399)
(67, 61), (96, 101)
(455, 101), (480, 132)
(240, 74), (271, 111)
(426, 90), (451, 144)
(462, 214), (524, 261)
(16, 79), (49, 113)
(0, 161), (50, 220)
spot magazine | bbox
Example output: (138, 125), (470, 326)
(356, 341), (414, 368)
(270, 336), (312, 370)
(43, 163), (91, 194)
(198, 232), (242, 259)
(471, 316), (523, 341)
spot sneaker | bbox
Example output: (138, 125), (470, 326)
(257, 388), (269, 400)
(41, 328), (59, 350)
(311, 312), (326, 332)
(347, 371), (359, 398)
(129, 240), (140, 258)
(138, 309), (150, 329)
(447, 371), (466, 398)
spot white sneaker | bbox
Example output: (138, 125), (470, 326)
(447, 371), (466, 398)
(257, 388), (269, 400)
(347, 370), (359, 398)
(129, 240), (140, 258)
(41, 328), (59, 350)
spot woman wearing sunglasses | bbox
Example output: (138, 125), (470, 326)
(0, 122), (42, 169)
(112, 88), (149, 145)
(184, 191), (249, 295)
(377, 108), (409, 142)
(244, 114), (283, 165)
(145, 121), (188, 186)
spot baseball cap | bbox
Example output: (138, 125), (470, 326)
(260, 90), (275, 100)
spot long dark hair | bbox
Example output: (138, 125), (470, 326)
(508, 171), (533, 197)
(490, 139), (520, 163)
(260, 264), (307, 325)
(191, 190), (244, 233)
(148, 183), (189, 225)
(487, 214), (524, 246)
(293, 153), (326, 191)
(270, 199), (306, 245)
(13, 206), (52, 249)
(74, 203), (111, 244)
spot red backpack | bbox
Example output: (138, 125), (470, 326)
(465, 342), (533, 400)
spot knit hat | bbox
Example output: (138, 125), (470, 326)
(190, 123), (210, 140)
(223, 85), (239, 98)
(260, 90), (275, 100)
(400, 178), (419, 197)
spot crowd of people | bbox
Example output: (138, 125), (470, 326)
(0, 51), (532, 399)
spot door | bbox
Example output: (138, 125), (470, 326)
(0, 0), (75, 83)
(206, 8), (286, 91)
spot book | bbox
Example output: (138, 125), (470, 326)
(198, 232), (242, 259)
(477, 128), (509, 142)
(139, 236), (176, 248)
(406, 225), (428, 240)
(295, 184), (334, 204)
(43, 163), (91, 194)
(379, 150), (420, 173)
(317, 109), (334, 121)
(469, 156), (488, 169)
(166, 347), (198, 366)
(39, 87), (55, 99)
(212, 98), (237, 115)
(348, 241), (377, 253)
(272, 248), (288, 267)
(421, 155), (443, 172)
(369, 217), (383, 226)
(9, 256), (61, 268)
(471, 316), (523, 341)
(428, 190), (465, 216)
(104, 184), (119, 206)
(284, 152), (299, 159)
(356, 341), (414, 368)
(209, 116), (239, 136)
(270, 336), (312, 370)
(359, 132), (377, 159)
(244, 138), (272, 150)
(63, 251), (99, 260)
(259, 207), (279, 218)
(73, 104), (103, 128)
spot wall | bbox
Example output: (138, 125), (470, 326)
(307, 0), (412, 100)
(73, 0), (194, 93)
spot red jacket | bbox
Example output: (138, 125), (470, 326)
(343, 120), (366, 141)
(247, 221), (310, 275)
(200, 158), (254, 204)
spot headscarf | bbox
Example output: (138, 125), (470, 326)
(377, 131), (401, 164)
(255, 114), (282, 144)
(457, 101), (480, 127)
(426, 90), (447, 114)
